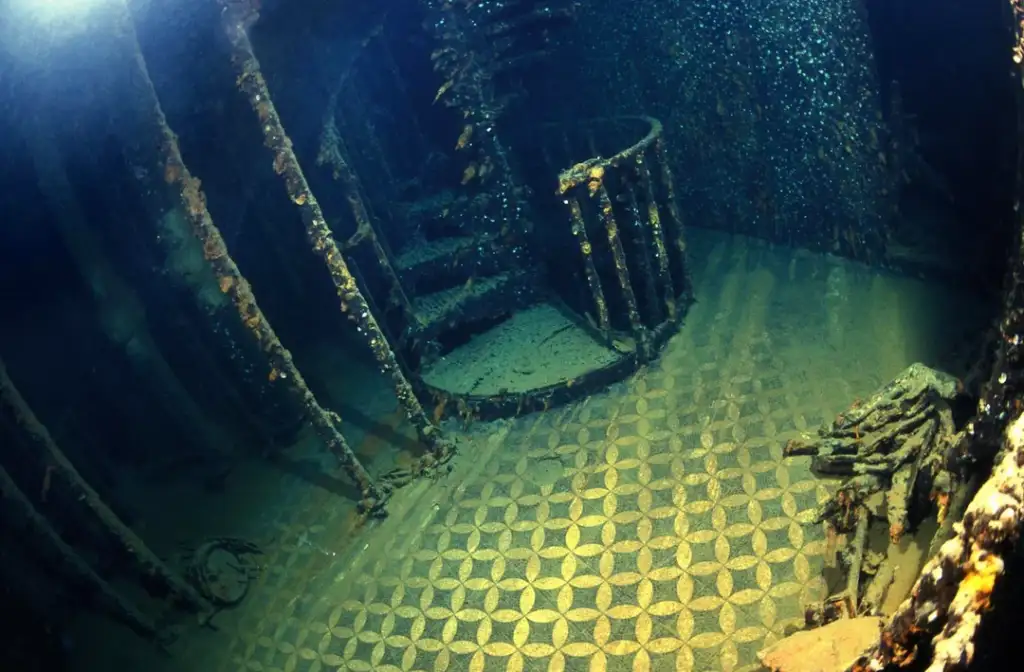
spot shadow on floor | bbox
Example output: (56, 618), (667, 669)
(264, 400), (422, 502)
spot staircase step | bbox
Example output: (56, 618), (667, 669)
(395, 234), (523, 291)
(400, 192), (488, 242)
(395, 235), (477, 277)
(411, 271), (537, 340)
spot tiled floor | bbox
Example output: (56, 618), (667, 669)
(85, 229), (989, 672)
(214, 374), (833, 671)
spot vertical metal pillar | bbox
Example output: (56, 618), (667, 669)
(117, 2), (388, 514)
(219, 3), (454, 462)
(594, 183), (647, 356)
(566, 197), (610, 335)
(635, 154), (677, 318)
(0, 359), (212, 612)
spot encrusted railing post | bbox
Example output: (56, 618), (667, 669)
(317, 116), (418, 326)
(566, 197), (610, 335)
(0, 359), (212, 614)
(635, 153), (677, 319)
(0, 461), (160, 639)
(653, 137), (692, 294)
(621, 175), (663, 323)
(594, 181), (647, 354)
(115, 2), (387, 514)
(218, 1), (455, 465)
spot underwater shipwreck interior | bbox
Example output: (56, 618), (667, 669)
(3, 0), (1024, 669)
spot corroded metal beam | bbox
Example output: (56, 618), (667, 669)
(0, 358), (211, 613)
(116, 2), (387, 514)
(566, 196), (610, 334)
(594, 181), (647, 355)
(218, 1), (455, 464)
(635, 153), (677, 319)
(0, 460), (159, 639)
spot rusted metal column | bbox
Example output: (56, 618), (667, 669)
(548, 139), (610, 334)
(317, 117), (417, 325)
(0, 359), (212, 613)
(653, 138), (691, 289)
(635, 153), (677, 319)
(0, 461), (160, 639)
(620, 175), (662, 324)
(594, 182), (647, 355)
(219, 3), (454, 461)
(21, 101), (238, 461)
(116, 3), (386, 514)
(566, 197), (610, 334)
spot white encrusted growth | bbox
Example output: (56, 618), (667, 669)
(847, 414), (1024, 671)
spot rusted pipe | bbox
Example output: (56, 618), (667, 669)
(0, 460), (160, 639)
(0, 358), (212, 613)
(565, 197), (610, 335)
(219, 3), (454, 462)
(635, 153), (676, 319)
(116, 2), (387, 514)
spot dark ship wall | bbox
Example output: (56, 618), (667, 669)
(550, 0), (891, 259)
(864, 0), (1016, 281)
(539, 0), (1014, 286)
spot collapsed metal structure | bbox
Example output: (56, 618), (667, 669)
(763, 5), (1024, 666)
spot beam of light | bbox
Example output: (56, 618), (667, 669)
(8, 0), (112, 28)
(3, 0), (114, 55)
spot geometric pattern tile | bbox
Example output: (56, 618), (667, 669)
(310, 399), (830, 672)
(210, 235), (891, 672)
(67, 231), (988, 672)
(322, 434), (828, 672)
(215, 356), (837, 672)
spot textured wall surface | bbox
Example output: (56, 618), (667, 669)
(554, 0), (894, 261)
